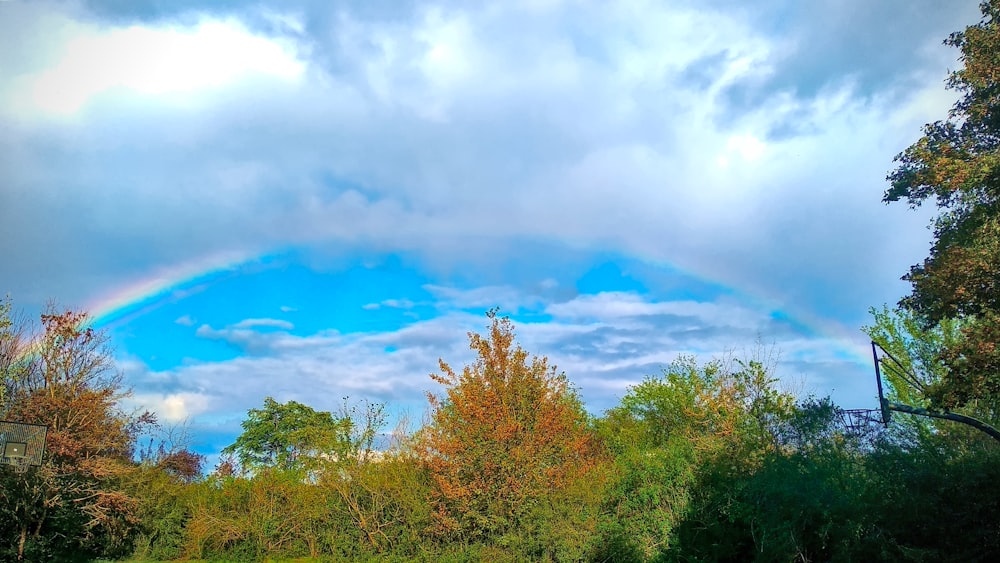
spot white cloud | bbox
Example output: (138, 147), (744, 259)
(362, 298), (417, 311)
(195, 319), (337, 354)
(5, 15), (305, 117)
(381, 298), (415, 309)
(546, 291), (763, 329)
(0, 0), (969, 321)
(424, 284), (542, 311)
(724, 133), (767, 162)
(130, 392), (211, 423)
(231, 318), (294, 330)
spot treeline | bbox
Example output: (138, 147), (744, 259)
(2, 301), (999, 562)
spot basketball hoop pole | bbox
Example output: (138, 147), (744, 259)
(871, 341), (1000, 443)
(871, 341), (891, 426)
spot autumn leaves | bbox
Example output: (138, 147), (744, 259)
(420, 312), (602, 543)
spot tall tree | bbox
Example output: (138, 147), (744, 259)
(885, 0), (1000, 409)
(419, 311), (602, 545)
(0, 303), (154, 561)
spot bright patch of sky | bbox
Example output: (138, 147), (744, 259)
(0, 0), (983, 461)
(5, 13), (304, 118)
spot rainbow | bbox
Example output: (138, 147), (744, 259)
(65, 247), (871, 369)
(82, 249), (263, 329)
(8, 250), (266, 365)
(625, 253), (874, 367)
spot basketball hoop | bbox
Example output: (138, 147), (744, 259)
(0, 420), (47, 474)
(837, 408), (884, 436)
(870, 341), (1000, 443)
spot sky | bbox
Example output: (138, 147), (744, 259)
(0, 0), (983, 461)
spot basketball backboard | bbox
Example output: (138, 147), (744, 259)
(0, 420), (47, 471)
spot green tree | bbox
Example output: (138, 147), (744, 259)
(596, 354), (795, 560)
(885, 0), (1000, 409)
(190, 399), (429, 561)
(126, 426), (205, 560)
(319, 405), (432, 557)
(222, 396), (354, 473)
(671, 434), (886, 562)
(864, 305), (1000, 442)
(0, 296), (28, 411)
(861, 441), (1000, 561)
(183, 466), (325, 561)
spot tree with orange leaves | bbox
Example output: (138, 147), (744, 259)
(419, 310), (602, 546)
(0, 300), (155, 561)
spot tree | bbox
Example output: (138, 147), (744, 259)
(596, 354), (796, 559)
(418, 311), (602, 548)
(318, 404), (432, 556)
(885, 0), (1000, 409)
(0, 302), (154, 561)
(864, 305), (1000, 443)
(222, 397), (354, 473)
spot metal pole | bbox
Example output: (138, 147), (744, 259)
(886, 402), (1000, 443)
(872, 341), (890, 425)
(870, 341), (1000, 443)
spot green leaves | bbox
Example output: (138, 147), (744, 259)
(222, 397), (356, 473)
(597, 353), (798, 559)
(885, 0), (1000, 411)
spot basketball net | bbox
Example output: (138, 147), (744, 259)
(10, 456), (29, 474)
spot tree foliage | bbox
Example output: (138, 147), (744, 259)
(419, 311), (603, 549)
(183, 399), (431, 562)
(0, 300), (154, 561)
(885, 0), (1000, 409)
(864, 305), (1000, 445)
(596, 354), (796, 559)
(0, 299), (993, 561)
(222, 396), (354, 473)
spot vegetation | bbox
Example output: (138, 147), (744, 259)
(3, 297), (999, 562)
(3, 2), (1000, 562)
(419, 310), (604, 557)
(885, 0), (1000, 410)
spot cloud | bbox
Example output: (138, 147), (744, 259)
(0, 0), (971, 324)
(546, 291), (763, 328)
(231, 318), (294, 330)
(194, 317), (337, 355)
(362, 298), (417, 311)
(690, 0), (982, 128)
(130, 391), (212, 423)
(6, 17), (304, 118)
(175, 315), (196, 326)
(424, 284), (544, 312)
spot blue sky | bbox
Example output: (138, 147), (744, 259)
(0, 0), (982, 460)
